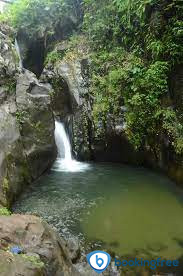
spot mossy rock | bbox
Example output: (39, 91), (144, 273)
(21, 254), (45, 269)
(0, 250), (45, 276)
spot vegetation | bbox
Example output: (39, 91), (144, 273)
(2, 177), (9, 195)
(16, 110), (29, 125)
(83, 0), (183, 154)
(1, 0), (183, 155)
(0, 207), (11, 216)
(45, 49), (65, 65)
(5, 79), (16, 94)
(45, 35), (89, 65)
(1, 0), (82, 40)
(21, 254), (44, 268)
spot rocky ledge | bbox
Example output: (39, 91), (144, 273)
(0, 214), (80, 276)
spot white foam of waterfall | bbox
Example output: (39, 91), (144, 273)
(55, 121), (72, 160)
(53, 121), (90, 172)
(15, 38), (23, 69)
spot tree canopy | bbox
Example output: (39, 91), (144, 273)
(1, 0), (82, 38)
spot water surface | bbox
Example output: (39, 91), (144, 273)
(13, 163), (183, 261)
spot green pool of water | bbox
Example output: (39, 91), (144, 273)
(13, 163), (183, 260)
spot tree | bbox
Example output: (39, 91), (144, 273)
(1, 0), (82, 39)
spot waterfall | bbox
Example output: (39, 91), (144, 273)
(55, 121), (72, 161)
(53, 121), (90, 172)
(15, 38), (23, 70)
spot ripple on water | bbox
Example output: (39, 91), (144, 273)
(13, 163), (183, 263)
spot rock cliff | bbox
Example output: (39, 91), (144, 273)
(43, 37), (183, 185)
(0, 25), (56, 207)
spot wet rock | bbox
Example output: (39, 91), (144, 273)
(42, 41), (93, 160)
(66, 237), (81, 263)
(0, 27), (56, 207)
(93, 130), (144, 165)
(75, 260), (120, 276)
(0, 26), (26, 207)
(16, 70), (56, 180)
(0, 214), (80, 276)
(168, 157), (183, 186)
(55, 60), (85, 107)
(0, 249), (45, 276)
(0, 25), (17, 77)
(43, 34), (183, 184)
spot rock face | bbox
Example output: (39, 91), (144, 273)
(43, 38), (183, 185)
(55, 58), (93, 160)
(166, 65), (183, 185)
(0, 250), (45, 276)
(0, 26), (56, 207)
(42, 41), (93, 160)
(16, 71), (56, 180)
(42, 42), (147, 165)
(0, 214), (80, 276)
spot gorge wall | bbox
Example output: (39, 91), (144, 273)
(0, 0), (182, 209)
(0, 24), (56, 207)
(0, 2), (182, 274)
(42, 36), (183, 186)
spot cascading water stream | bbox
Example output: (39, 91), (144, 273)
(15, 38), (23, 70)
(55, 121), (72, 161)
(53, 121), (90, 172)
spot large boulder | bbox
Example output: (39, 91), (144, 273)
(0, 26), (56, 207)
(0, 93), (29, 206)
(0, 250), (45, 276)
(0, 26), (26, 206)
(16, 70), (56, 180)
(0, 214), (80, 276)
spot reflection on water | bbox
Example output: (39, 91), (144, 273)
(13, 163), (183, 262)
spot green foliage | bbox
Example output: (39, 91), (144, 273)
(64, 34), (89, 60)
(1, 0), (81, 39)
(2, 177), (9, 195)
(156, 108), (183, 154)
(21, 254), (44, 268)
(45, 50), (65, 65)
(84, 0), (183, 154)
(45, 34), (89, 67)
(124, 61), (169, 149)
(0, 207), (11, 216)
(2, 0), (182, 155)
(5, 79), (16, 94)
(16, 110), (29, 125)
